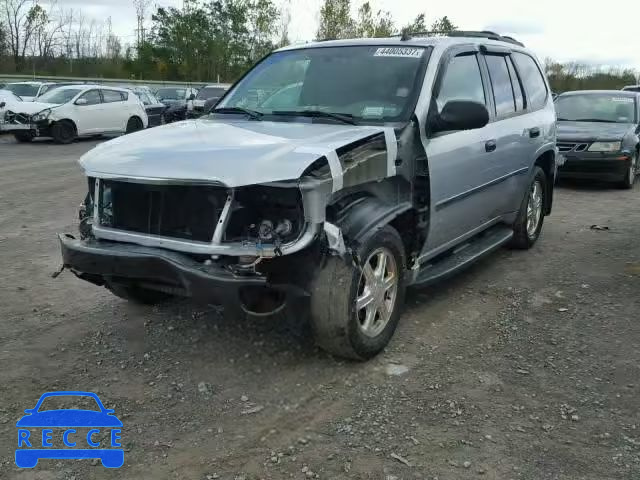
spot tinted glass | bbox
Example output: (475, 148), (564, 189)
(156, 88), (186, 100)
(221, 46), (429, 122)
(506, 57), (524, 110)
(513, 52), (548, 110)
(78, 90), (101, 105)
(437, 54), (485, 109)
(38, 88), (83, 104)
(555, 94), (637, 123)
(102, 90), (124, 103)
(485, 55), (515, 116)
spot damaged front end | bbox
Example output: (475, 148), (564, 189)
(61, 173), (334, 314)
(0, 107), (52, 135)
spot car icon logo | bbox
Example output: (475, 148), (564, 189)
(15, 391), (123, 468)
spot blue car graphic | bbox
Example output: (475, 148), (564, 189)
(15, 391), (123, 468)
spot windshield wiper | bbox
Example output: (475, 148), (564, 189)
(573, 118), (617, 123)
(271, 110), (356, 125)
(211, 107), (263, 120)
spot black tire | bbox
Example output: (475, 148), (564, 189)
(619, 153), (637, 189)
(309, 225), (406, 360)
(13, 131), (34, 143)
(510, 166), (547, 249)
(51, 120), (76, 144)
(106, 282), (172, 305)
(126, 116), (144, 134)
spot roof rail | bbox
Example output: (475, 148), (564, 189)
(398, 30), (525, 47)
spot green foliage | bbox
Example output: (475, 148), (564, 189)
(544, 60), (638, 93)
(316, 0), (354, 40)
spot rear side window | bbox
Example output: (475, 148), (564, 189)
(78, 90), (101, 105)
(512, 52), (548, 110)
(102, 90), (125, 103)
(436, 54), (486, 109)
(485, 55), (515, 116)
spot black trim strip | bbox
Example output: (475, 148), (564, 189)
(435, 166), (529, 210)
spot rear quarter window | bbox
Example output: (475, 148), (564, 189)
(512, 52), (548, 110)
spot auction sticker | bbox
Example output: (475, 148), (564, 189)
(374, 47), (423, 58)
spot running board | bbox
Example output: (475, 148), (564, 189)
(413, 225), (513, 286)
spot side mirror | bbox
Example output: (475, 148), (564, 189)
(0, 101), (5, 109)
(188, 93), (196, 101)
(431, 100), (489, 133)
(75, 98), (88, 106)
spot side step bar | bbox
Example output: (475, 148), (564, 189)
(413, 225), (513, 286)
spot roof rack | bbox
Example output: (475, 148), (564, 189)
(398, 30), (525, 47)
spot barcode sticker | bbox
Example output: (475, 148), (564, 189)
(374, 47), (423, 58)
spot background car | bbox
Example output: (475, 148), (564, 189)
(156, 86), (198, 123)
(127, 87), (167, 127)
(622, 85), (640, 92)
(556, 90), (639, 188)
(3, 81), (47, 101)
(192, 83), (230, 114)
(5, 84), (148, 144)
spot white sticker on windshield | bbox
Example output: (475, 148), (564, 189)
(374, 47), (423, 58)
(612, 97), (634, 103)
(362, 106), (385, 118)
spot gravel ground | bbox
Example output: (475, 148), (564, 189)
(0, 135), (639, 480)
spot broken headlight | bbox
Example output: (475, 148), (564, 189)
(32, 109), (51, 122)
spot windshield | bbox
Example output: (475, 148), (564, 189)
(196, 87), (226, 100)
(555, 93), (637, 123)
(157, 88), (186, 100)
(6, 83), (40, 97)
(38, 88), (83, 104)
(38, 395), (101, 412)
(219, 46), (429, 123)
(0, 89), (21, 102)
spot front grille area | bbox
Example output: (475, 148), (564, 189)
(100, 180), (228, 242)
(557, 142), (590, 153)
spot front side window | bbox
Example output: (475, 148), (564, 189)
(512, 52), (548, 110)
(38, 88), (83, 105)
(436, 53), (486, 110)
(220, 45), (430, 123)
(485, 55), (516, 116)
(156, 88), (186, 101)
(78, 90), (101, 106)
(196, 87), (227, 100)
(555, 93), (637, 123)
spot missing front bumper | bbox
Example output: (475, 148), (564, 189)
(58, 234), (267, 304)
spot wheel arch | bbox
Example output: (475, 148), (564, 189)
(55, 118), (78, 134)
(534, 149), (556, 215)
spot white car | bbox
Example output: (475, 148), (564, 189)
(3, 85), (148, 144)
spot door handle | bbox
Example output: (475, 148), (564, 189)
(529, 127), (541, 138)
(485, 140), (497, 152)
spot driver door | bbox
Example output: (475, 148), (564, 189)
(72, 89), (105, 135)
(421, 49), (500, 255)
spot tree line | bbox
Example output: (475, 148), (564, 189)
(0, 0), (638, 90)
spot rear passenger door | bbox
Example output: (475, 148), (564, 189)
(422, 49), (506, 254)
(100, 89), (128, 132)
(479, 51), (533, 214)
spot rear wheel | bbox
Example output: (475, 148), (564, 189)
(106, 282), (172, 305)
(13, 131), (34, 143)
(510, 166), (547, 249)
(309, 225), (406, 360)
(126, 116), (144, 134)
(51, 120), (76, 144)
(619, 153), (637, 189)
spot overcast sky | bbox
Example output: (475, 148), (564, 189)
(51, 0), (640, 71)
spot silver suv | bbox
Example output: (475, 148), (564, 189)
(58, 31), (558, 360)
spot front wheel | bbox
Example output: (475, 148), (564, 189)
(51, 120), (76, 144)
(510, 166), (547, 249)
(309, 225), (406, 360)
(619, 154), (637, 189)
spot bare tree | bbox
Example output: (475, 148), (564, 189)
(2, 0), (47, 69)
(133, 0), (151, 48)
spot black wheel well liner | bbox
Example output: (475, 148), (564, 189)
(56, 118), (77, 134)
(534, 150), (555, 215)
(328, 194), (417, 264)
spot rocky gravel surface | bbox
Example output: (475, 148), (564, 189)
(0, 136), (639, 479)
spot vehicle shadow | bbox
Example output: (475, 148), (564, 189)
(556, 177), (626, 191)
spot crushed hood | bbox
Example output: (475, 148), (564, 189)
(557, 121), (634, 141)
(10, 101), (59, 115)
(79, 118), (395, 187)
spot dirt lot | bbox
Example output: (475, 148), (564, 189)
(0, 135), (639, 480)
